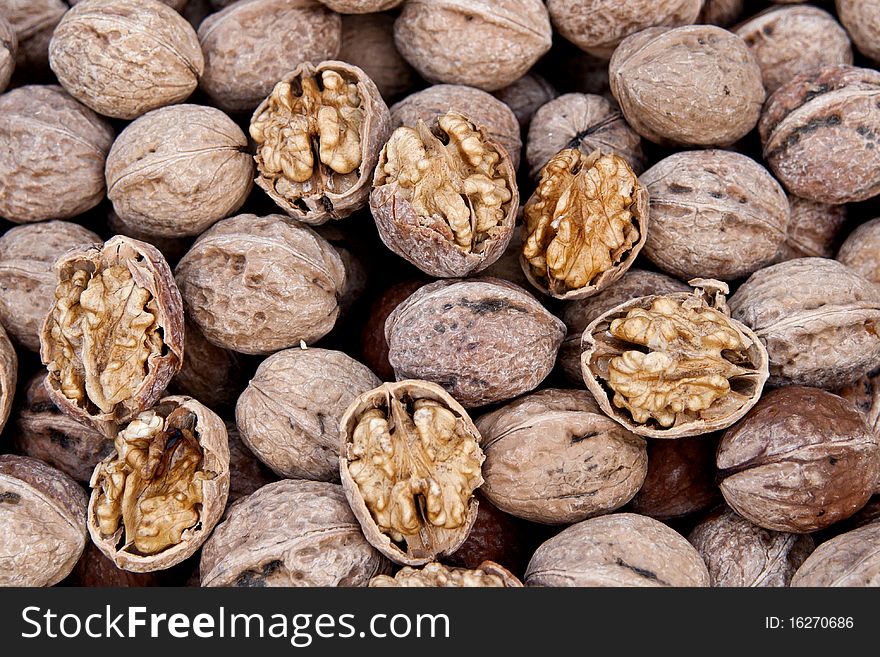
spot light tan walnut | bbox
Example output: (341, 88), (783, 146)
(369, 561), (521, 587)
(522, 149), (647, 300)
(340, 380), (484, 566)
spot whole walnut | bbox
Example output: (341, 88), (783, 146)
(225, 422), (278, 503)
(393, 0), (552, 92)
(105, 104), (252, 239)
(837, 218), (880, 286)
(699, 0), (745, 27)
(547, 0), (702, 59)
(493, 73), (558, 131)
(198, 0), (341, 113)
(759, 65), (880, 204)
(836, 0), (880, 63)
(370, 561), (521, 588)
(385, 278), (566, 407)
(0, 221), (101, 351)
(0, 455), (88, 586)
(359, 278), (427, 382)
(525, 513), (710, 587)
(200, 479), (390, 586)
(838, 369), (880, 438)
(317, 0), (401, 11)
(175, 214), (346, 355)
(641, 150), (790, 282)
(717, 387), (880, 533)
(390, 84), (522, 172)
(774, 196), (846, 262)
(526, 93), (645, 179)
(0, 16), (15, 93)
(476, 389), (647, 525)
(689, 507), (814, 587)
(0, 85), (114, 224)
(169, 320), (245, 411)
(734, 6), (852, 94)
(236, 347), (380, 481)
(0, 0), (66, 74)
(610, 26), (765, 147)
(339, 14), (416, 103)
(791, 521), (880, 586)
(729, 258), (880, 389)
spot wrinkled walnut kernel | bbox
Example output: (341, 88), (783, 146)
(369, 561), (521, 587)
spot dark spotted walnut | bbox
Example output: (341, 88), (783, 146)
(370, 561), (521, 587)
(791, 521), (880, 586)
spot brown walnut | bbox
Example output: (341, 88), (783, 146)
(0, 323), (15, 436)
(791, 521), (880, 586)
(339, 13), (416, 103)
(493, 73), (558, 131)
(225, 422), (278, 503)
(837, 218), (880, 286)
(774, 196), (846, 262)
(699, 0), (745, 27)
(836, 0), (880, 63)
(370, 561), (521, 587)
(169, 320), (244, 412)
(838, 369), (880, 439)
(0, 0), (66, 74)
(0, 16), (15, 93)
(359, 278), (427, 382)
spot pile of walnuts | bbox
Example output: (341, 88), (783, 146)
(2, 0), (880, 589)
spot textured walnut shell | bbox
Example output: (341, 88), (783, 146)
(198, 0), (340, 113)
(0, 0), (66, 74)
(339, 380), (484, 566)
(106, 104), (253, 239)
(175, 214), (346, 355)
(717, 387), (880, 533)
(70, 0), (188, 8)
(71, 541), (162, 587)
(169, 320), (244, 411)
(837, 218), (880, 286)
(526, 93), (645, 178)
(837, 0), (880, 63)
(0, 323), (14, 435)
(759, 65), (880, 204)
(689, 507), (814, 587)
(838, 370), (880, 439)
(791, 521), (880, 586)
(729, 258), (880, 389)
(13, 374), (112, 483)
(386, 278), (566, 407)
(699, 0), (745, 27)
(0, 454), (88, 586)
(339, 13), (416, 103)
(393, 0), (552, 92)
(370, 561), (522, 587)
(226, 421), (277, 503)
(0, 16), (15, 93)
(318, 0), (402, 11)
(476, 389), (647, 525)
(641, 150), (790, 282)
(88, 396), (230, 572)
(525, 513), (710, 587)
(236, 347), (380, 481)
(360, 278), (427, 382)
(774, 196), (846, 262)
(610, 26), (765, 147)
(200, 479), (390, 586)
(493, 73), (557, 131)
(106, 211), (192, 267)
(0, 85), (114, 224)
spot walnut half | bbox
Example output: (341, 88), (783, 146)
(581, 280), (769, 438)
(340, 380), (484, 566)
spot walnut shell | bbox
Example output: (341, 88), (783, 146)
(0, 0), (66, 75)
(71, 541), (162, 587)
(198, 0), (341, 113)
(837, 0), (880, 63)
(201, 479), (390, 586)
(226, 421), (277, 503)
(175, 214), (346, 355)
(70, 0), (188, 8)
(339, 13), (416, 103)
(0, 323), (15, 434)
(393, 0), (552, 92)
(791, 521), (880, 586)
(105, 104), (253, 239)
(0, 454), (88, 586)
(339, 380), (484, 566)
(838, 369), (880, 439)
(385, 278), (566, 408)
(641, 150), (790, 282)
(479, 224), (533, 292)
(318, 0), (402, 11)
(493, 73), (557, 131)
(581, 280), (770, 438)
(837, 218), (880, 286)
(370, 561), (522, 587)
(717, 387), (880, 533)
(610, 25), (765, 147)
(699, 0), (745, 27)
(525, 513), (710, 587)
(40, 236), (185, 436)
(236, 347), (380, 481)
(169, 320), (245, 411)
(774, 196), (846, 262)
(49, 0), (204, 120)
(689, 507), (814, 587)
(526, 93), (646, 178)
(0, 85), (114, 224)
(88, 396), (230, 572)
(759, 65), (880, 204)
(0, 16), (16, 93)
(476, 388), (647, 525)
(729, 257), (880, 389)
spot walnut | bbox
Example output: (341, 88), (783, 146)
(0, 323), (15, 435)
(226, 422), (277, 503)
(525, 513), (710, 587)
(581, 280), (769, 438)
(169, 320), (244, 412)
(774, 196), (846, 262)
(371, 112), (518, 278)
(106, 211), (192, 267)
(318, 0), (402, 11)
(0, 221), (100, 351)
(385, 278), (566, 408)
(0, 85), (114, 224)
(250, 61), (391, 225)
(759, 65), (880, 204)
(198, 0), (341, 113)
(89, 396), (230, 572)
(493, 73), (558, 131)
(699, 0), (745, 27)
(791, 521), (880, 586)
(339, 13), (416, 103)
(522, 149), (647, 300)
(837, 0), (880, 63)
(734, 5), (852, 94)
(476, 389), (647, 525)
(200, 479), (390, 587)
(49, 0), (204, 120)
(838, 369), (880, 438)
(729, 258), (880, 389)
(70, 0), (188, 8)
(13, 374), (112, 483)
(105, 104), (253, 239)
(689, 507), (814, 587)
(236, 347), (380, 481)
(340, 380), (485, 566)
(313, 223), (368, 321)
(837, 218), (880, 287)
(610, 26), (765, 147)
(370, 561), (521, 588)
(174, 214), (346, 355)
(39, 236), (185, 435)
(393, 0), (552, 92)
(0, 0), (66, 75)
(0, 16), (16, 93)
(526, 93), (646, 179)
(479, 224), (534, 293)
(641, 150), (790, 282)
